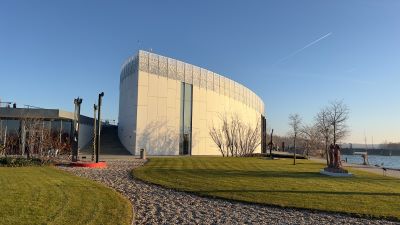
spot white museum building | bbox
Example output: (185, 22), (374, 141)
(118, 50), (266, 155)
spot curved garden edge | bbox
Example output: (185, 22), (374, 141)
(0, 165), (133, 225)
(58, 166), (135, 225)
(132, 170), (399, 223)
(56, 165), (135, 225)
(132, 157), (400, 223)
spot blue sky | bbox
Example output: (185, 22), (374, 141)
(1, 0), (399, 144)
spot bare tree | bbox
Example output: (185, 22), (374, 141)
(5, 127), (20, 155)
(300, 123), (322, 158)
(315, 108), (332, 165)
(236, 119), (261, 156)
(209, 125), (227, 157)
(0, 142), (4, 156)
(24, 118), (43, 159)
(209, 113), (261, 157)
(0, 118), (72, 159)
(288, 113), (302, 165)
(40, 125), (55, 157)
(315, 100), (349, 166)
(268, 133), (292, 152)
(328, 100), (349, 145)
(223, 114), (239, 157)
(0, 121), (5, 156)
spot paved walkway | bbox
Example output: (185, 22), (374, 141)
(59, 159), (399, 225)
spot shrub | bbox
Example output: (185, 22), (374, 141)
(0, 157), (53, 167)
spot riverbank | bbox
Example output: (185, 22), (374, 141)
(310, 157), (400, 179)
(343, 154), (400, 169)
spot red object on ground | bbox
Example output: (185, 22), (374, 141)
(70, 161), (107, 168)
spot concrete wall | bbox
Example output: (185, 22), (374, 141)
(191, 85), (261, 155)
(118, 55), (139, 154)
(134, 71), (181, 155)
(119, 50), (265, 155)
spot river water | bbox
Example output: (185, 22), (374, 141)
(342, 154), (400, 169)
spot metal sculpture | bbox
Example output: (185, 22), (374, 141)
(95, 92), (104, 163)
(72, 97), (82, 162)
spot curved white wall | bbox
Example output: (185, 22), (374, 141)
(119, 51), (265, 155)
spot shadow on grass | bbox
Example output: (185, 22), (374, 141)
(198, 189), (400, 197)
(148, 168), (400, 182)
(150, 169), (322, 178)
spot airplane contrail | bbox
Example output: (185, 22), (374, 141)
(275, 32), (332, 64)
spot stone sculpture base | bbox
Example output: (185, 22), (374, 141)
(320, 167), (353, 177)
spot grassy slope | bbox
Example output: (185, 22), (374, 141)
(0, 167), (132, 225)
(134, 157), (400, 220)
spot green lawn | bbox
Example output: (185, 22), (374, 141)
(0, 167), (132, 225)
(133, 157), (400, 220)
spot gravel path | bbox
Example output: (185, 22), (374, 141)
(59, 159), (399, 225)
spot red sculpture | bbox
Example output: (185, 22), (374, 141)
(329, 144), (334, 167)
(324, 143), (348, 174)
(333, 144), (341, 168)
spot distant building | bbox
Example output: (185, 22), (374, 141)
(0, 107), (93, 156)
(119, 50), (266, 155)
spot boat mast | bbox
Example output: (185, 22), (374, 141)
(364, 130), (368, 151)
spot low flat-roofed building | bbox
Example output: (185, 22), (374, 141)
(0, 107), (94, 156)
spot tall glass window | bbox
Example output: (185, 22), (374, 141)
(180, 82), (193, 155)
(0, 119), (22, 155)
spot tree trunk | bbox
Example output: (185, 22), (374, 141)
(270, 129), (273, 159)
(20, 120), (26, 157)
(325, 138), (329, 166)
(333, 123), (336, 145)
(293, 135), (296, 165)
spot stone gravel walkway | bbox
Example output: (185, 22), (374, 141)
(59, 159), (399, 225)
